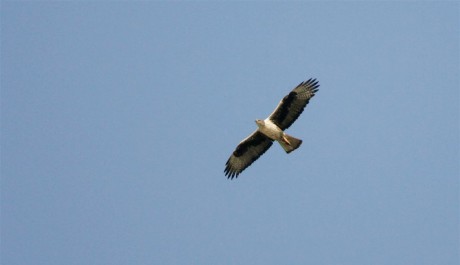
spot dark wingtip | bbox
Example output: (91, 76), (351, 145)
(304, 78), (320, 94)
(300, 78), (320, 90)
(224, 167), (239, 180)
(226, 172), (238, 180)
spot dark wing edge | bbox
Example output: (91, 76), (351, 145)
(224, 131), (273, 179)
(268, 78), (319, 130)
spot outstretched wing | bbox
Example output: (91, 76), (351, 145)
(268, 78), (319, 130)
(224, 131), (273, 179)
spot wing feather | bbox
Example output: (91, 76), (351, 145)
(268, 78), (319, 130)
(224, 131), (273, 179)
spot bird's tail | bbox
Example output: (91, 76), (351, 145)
(278, 133), (302, 154)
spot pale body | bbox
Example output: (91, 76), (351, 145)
(254, 118), (299, 149)
(255, 119), (286, 142)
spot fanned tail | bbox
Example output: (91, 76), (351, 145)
(278, 133), (302, 154)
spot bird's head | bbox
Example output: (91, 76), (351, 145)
(255, 119), (265, 127)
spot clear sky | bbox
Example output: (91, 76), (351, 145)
(2, 2), (459, 265)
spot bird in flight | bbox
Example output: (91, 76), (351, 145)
(224, 78), (319, 179)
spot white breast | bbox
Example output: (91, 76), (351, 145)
(259, 119), (283, 140)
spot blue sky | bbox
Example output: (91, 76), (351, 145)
(2, 2), (458, 265)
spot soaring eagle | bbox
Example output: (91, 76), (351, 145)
(224, 78), (319, 179)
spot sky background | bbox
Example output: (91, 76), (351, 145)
(2, 2), (459, 265)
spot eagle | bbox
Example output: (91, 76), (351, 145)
(224, 78), (319, 179)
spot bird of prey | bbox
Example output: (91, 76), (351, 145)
(224, 78), (319, 179)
